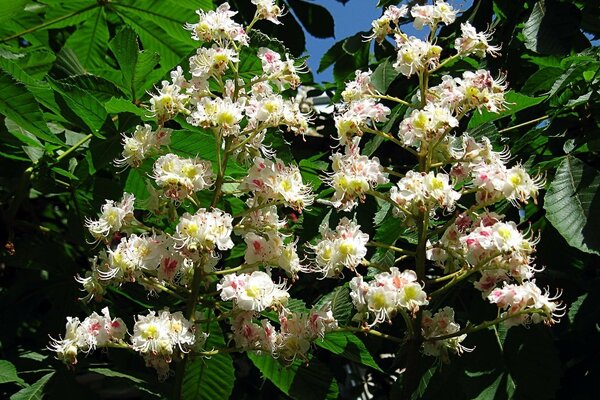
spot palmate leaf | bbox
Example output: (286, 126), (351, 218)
(10, 372), (54, 400)
(0, 70), (62, 145)
(248, 353), (338, 400)
(544, 156), (600, 255)
(63, 7), (109, 73)
(316, 331), (382, 371)
(109, 27), (160, 100)
(182, 319), (235, 400)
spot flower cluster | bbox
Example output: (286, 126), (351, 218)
(173, 208), (234, 254)
(131, 310), (198, 380)
(48, 308), (126, 365)
(421, 307), (470, 362)
(239, 157), (314, 211)
(488, 281), (565, 327)
(84, 193), (135, 242)
(451, 134), (542, 205)
(308, 218), (369, 278)
(324, 138), (388, 211)
(350, 268), (428, 326)
(151, 154), (214, 201)
(218, 271), (289, 312)
(389, 170), (460, 222)
(116, 124), (172, 168)
(230, 305), (337, 362)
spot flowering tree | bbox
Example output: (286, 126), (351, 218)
(1, 1), (599, 399)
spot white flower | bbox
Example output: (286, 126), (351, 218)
(116, 124), (171, 168)
(218, 271), (289, 312)
(185, 3), (248, 45)
(239, 157), (314, 211)
(173, 208), (234, 252)
(152, 153), (214, 201)
(309, 218), (369, 277)
(421, 307), (470, 361)
(85, 193), (135, 242)
(189, 46), (239, 79)
(149, 66), (190, 121)
(252, 0), (284, 24)
(393, 36), (442, 77)
(411, 1), (457, 30)
(325, 138), (388, 211)
(455, 22), (500, 58)
(188, 97), (244, 136)
(398, 103), (458, 147)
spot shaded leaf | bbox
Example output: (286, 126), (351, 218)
(0, 359), (25, 386)
(317, 331), (382, 371)
(288, 0), (334, 39)
(10, 372), (54, 400)
(544, 156), (600, 255)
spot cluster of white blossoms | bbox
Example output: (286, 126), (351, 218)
(131, 310), (198, 380)
(116, 124), (172, 168)
(488, 281), (565, 328)
(421, 307), (470, 362)
(427, 210), (563, 328)
(239, 157), (314, 211)
(152, 153), (214, 201)
(450, 134), (543, 205)
(389, 170), (460, 222)
(49, 308), (126, 365)
(350, 268), (428, 326)
(218, 271), (289, 312)
(325, 138), (389, 211)
(398, 103), (458, 147)
(173, 208), (234, 254)
(334, 98), (390, 144)
(84, 193), (135, 242)
(308, 218), (369, 278)
(230, 304), (337, 362)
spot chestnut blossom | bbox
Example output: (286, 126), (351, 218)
(173, 208), (234, 253)
(149, 67), (190, 121)
(325, 138), (388, 211)
(308, 218), (369, 278)
(455, 22), (501, 58)
(152, 153), (214, 201)
(421, 307), (470, 362)
(411, 1), (457, 30)
(85, 193), (135, 242)
(350, 268), (428, 326)
(188, 96), (244, 136)
(49, 308), (126, 365)
(131, 310), (196, 380)
(335, 98), (390, 144)
(185, 3), (248, 46)
(488, 281), (564, 327)
(116, 124), (171, 168)
(398, 103), (459, 147)
(189, 46), (239, 79)
(393, 35), (442, 77)
(257, 48), (302, 89)
(239, 157), (314, 211)
(341, 70), (376, 103)
(244, 232), (302, 277)
(252, 0), (284, 24)
(389, 171), (460, 219)
(218, 271), (289, 312)
(367, 5), (408, 43)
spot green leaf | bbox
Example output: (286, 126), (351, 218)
(317, 331), (382, 371)
(182, 320), (235, 400)
(318, 39), (345, 73)
(124, 164), (152, 207)
(109, 27), (160, 100)
(409, 365), (436, 400)
(467, 91), (546, 129)
(50, 75), (120, 133)
(10, 372), (54, 400)
(316, 285), (353, 325)
(104, 97), (149, 118)
(0, 71), (61, 144)
(523, 0), (586, 55)
(371, 58), (399, 94)
(522, 67), (564, 95)
(248, 353), (338, 400)
(0, 0), (26, 24)
(544, 156), (600, 255)
(567, 293), (588, 324)
(64, 7), (109, 72)
(0, 359), (25, 386)
(288, 0), (334, 39)
(112, 0), (197, 72)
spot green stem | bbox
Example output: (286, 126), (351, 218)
(367, 241), (415, 255)
(340, 327), (405, 344)
(56, 134), (94, 162)
(497, 115), (549, 133)
(369, 94), (412, 107)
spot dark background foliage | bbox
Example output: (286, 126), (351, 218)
(0, 0), (599, 399)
